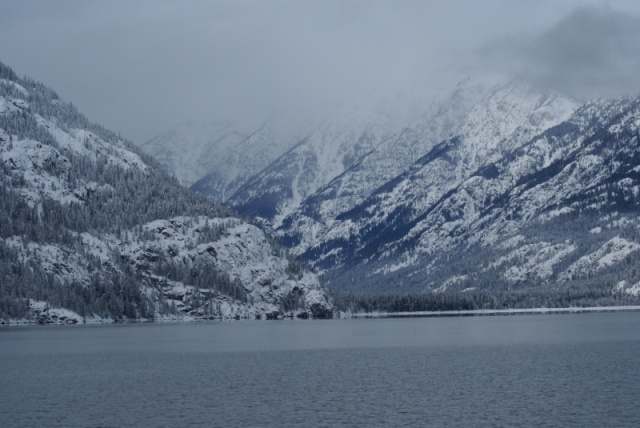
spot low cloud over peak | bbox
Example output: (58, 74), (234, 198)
(2, 2), (640, 142)
(477, 7), (640, 99)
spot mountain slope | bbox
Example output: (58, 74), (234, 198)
(275, 79), (487, 247)
(276, 79), (578, 258)
(0, 61), (333, 323)
(227, 96), (415, 229)
(141, 117), (307, 203)
(315, 95), (640, 300)
(190, 122), (291, 202)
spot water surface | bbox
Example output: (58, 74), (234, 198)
(1, 313), (639, 427)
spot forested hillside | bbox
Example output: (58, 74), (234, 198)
(0, 61), (333, 323)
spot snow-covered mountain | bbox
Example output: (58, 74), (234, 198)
(0, 61), (333, 323)
(211, 75), (640, 306)
(273, 79), (573, 255)
(228, 94), (417, 229)
(299, 92), (640, 301)
(190, 122), (294, 203)
(280, 79), (579, 262)
(141, 117), (307, 203)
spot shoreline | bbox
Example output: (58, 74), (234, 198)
(3, 305), (640, 326)
(344, 305), (640, 319)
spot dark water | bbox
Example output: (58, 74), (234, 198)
(1, 313), (640, 427)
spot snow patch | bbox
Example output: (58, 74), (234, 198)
(0, 96), (29, 115)
(0, 79), (29, 96)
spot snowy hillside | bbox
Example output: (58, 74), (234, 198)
(190, 122), (296, 202)
(314, 93), (640, 300)
(276, 79), (578, 257)
(0, 61), (333, 324)
(141, 117), (307, 203)
(273, 79), (575, 255)
(228, 94), (417, 229)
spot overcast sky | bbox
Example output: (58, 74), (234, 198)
(2, 0), (640, 143)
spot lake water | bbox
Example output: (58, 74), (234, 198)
(1, 312), (640, 427)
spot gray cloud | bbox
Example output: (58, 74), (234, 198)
(476, 6), (640, 99)
(1, 1), (639, 142)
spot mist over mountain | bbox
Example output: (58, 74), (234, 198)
(475, 8), (640, 100)
(5, 2), (637, 144)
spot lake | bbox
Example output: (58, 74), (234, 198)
(1, 312), (640, 427)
